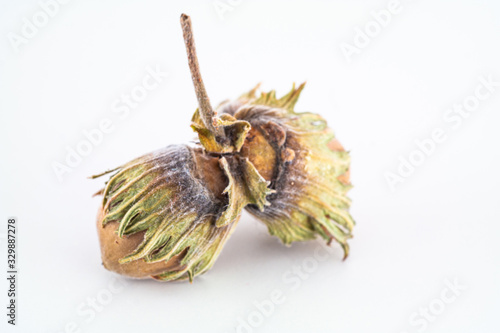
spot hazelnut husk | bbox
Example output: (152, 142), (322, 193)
(92, 14), (354, 282)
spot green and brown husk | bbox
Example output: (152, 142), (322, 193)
(92, 14), (354, 282)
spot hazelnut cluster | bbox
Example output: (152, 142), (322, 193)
(93, 14), (354, 282)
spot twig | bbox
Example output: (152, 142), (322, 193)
(180, 14), (224, 138)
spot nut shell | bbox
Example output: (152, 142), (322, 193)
(96, 206), (184, 278)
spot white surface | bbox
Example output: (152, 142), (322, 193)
(1, 0), (500, 332)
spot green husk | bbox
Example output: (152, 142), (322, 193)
(96, 145), (242, 281)
(230, 84), (355, 258)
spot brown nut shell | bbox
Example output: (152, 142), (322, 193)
(96, 206), (184, 278)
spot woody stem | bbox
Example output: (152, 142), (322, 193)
(180, 13), (224, 138)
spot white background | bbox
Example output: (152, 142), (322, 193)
(1, 0), (499, 332)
